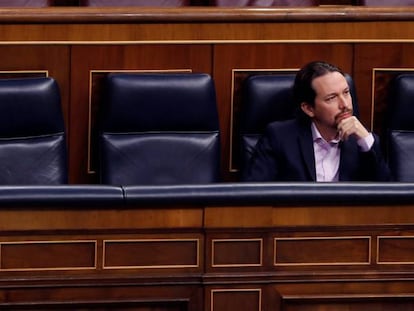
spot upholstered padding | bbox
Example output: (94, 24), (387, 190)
(0, 77), (68, 184)
(388, 132), (414, 181)
(239, 73), (359, 172)
(240, 74), (296, 171)
(387, 74), (414, 181)
(388, 74), (414, 131)
(80, 0), (189, 6)
(211, 0), (319, 6)
(100, 73), (220, 185)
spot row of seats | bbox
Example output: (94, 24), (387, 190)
(0, 72), (411, 185)
(1, 0), (413, 7)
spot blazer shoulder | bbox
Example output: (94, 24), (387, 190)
(265, 119), (304, 136)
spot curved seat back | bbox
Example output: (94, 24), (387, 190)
(99, 73), (220, 185)
(0, 77), (68, 184)
(386, 74), (414, 181)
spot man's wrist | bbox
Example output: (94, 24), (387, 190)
(357, 133), (374, 152)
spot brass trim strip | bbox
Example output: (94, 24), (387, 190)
(0, 70), (48, 76)
(283, 293), (414, 300)
(4, 39), (414, 45)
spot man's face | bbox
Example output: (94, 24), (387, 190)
(302, 71), (353, 135)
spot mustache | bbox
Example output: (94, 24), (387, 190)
(335, 109), (353, 123)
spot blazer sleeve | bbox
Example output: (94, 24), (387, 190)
(361, 133), (392, 181)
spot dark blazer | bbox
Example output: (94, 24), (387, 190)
(243, 118), (391, 182)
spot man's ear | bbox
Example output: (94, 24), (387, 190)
(301, 102), (314, 118)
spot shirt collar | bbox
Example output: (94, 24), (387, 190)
(311, 122), (340, 145)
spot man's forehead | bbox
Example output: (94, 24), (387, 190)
(312, 72), (348, 95)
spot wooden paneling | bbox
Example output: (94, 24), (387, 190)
(0, 45), (70, 129)
(378, 236), (414, 264)
(103, 239), (200, 269)
(354, 43), (414, 134)
(0, 202), (412, 309)
(209, 288), (262, 311)
(274, 236), (370, 266)
(211, 238), (263, 267)
(0, 240), (96, 270)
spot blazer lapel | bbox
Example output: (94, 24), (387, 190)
(339, 139), (358, 181)
(298, 124), (316, 181)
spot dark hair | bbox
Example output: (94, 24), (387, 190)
(293, 61), (344, 110)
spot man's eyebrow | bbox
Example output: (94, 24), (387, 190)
(323, 92), (338, 98)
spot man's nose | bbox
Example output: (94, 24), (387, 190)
(338, 95), (350, 109)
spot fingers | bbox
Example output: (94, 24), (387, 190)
(337, 116), (369, 141)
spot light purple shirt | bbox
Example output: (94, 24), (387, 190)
(311, 123), (374, 182)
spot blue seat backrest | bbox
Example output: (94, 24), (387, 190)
(99, 73), (221, 185)
(387, 74), (414, 181)
(0, 77), (68, 184)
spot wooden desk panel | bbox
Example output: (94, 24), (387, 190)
(0, 195), (412, 310)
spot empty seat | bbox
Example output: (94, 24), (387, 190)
(0, 77), (68, 184)
(99, 73), (221, 185)
(210, 0), (319, 6)
(386, 74), (414, 181)
(239, 73), (359, 174)
(79, 0), (189, 6)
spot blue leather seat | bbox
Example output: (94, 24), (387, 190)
(0, 77), (68, 184)
(239, 73), (359, 175)
(386, 74), (414, 181)
(99, 73), (221, 185)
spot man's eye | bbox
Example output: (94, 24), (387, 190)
(344, 90), (350, 96)
(326, 95), (336, 102)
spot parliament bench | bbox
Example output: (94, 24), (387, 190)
(0, 182), (413, 310)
